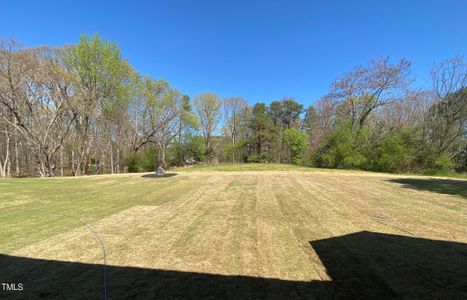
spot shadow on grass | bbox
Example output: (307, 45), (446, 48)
(1, 231), (466, 299)
(310, 231), (467, 299)
(0, 254), (327, 299)
(388, 178), (467, 199)
(141, 173), (178, 179)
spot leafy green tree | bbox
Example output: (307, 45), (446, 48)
(283, 128), (308, 165)
(269, 98), (303, 128)
(66, 34), (125, 175)
(374, 128), (421, 173)
(248, 103), (276, 162)
(314, 124), (368, 169)
(303, 105), (319, 143)
(173, 95), (199, 166)
(184, 133), (205, 163)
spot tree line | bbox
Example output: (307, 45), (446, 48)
(0, 35), (465, 177)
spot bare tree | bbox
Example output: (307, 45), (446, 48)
(194, 93), (221, 163)
(152, 87), (184, 168)
(0, 107), (11, 177)
(0, 37), (194, 177)
(311, 96), (339, 146)
(0, 40), (25, 177)
(376, 90), (434, 132)
(429, 55), (467, 156)
(0, 45), (76, 176)
(329, 57), (411, 130)
(223, 97), (247, 163)
(127, 77), (184, 168)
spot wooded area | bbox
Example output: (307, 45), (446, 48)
(0, 35), (465, 177)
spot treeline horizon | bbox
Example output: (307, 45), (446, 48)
(0, 34), (465, 177)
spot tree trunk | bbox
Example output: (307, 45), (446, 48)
(232, 135), (235, 163)
(45, 153), (55, 177)
(60, 147), (64, 177)
(71, 150), (75, 176)
(109, 142), (114, 174)
(156, 142), (167, 169)
(161, 145), (166, 168)
(116, 147), (120, 173)
(14, 133), (20, 177)
(1, 129), (10, 178)
(205, 134), (210, 164)
(7, 141), (11, 177)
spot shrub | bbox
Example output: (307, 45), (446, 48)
(314, 124), (367, 169)
(123, 148), (157, 172)
(374, 128), (418, 173)
(283, 128), (308, 165)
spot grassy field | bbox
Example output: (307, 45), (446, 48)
(172, 163), (317, 172)
(0, 165), (466, 299)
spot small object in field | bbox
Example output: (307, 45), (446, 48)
(156, 166), (166, 176)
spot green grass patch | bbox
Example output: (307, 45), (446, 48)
(0, 174), (199, 253)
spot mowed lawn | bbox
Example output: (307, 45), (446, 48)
(0, 165), (466, 299)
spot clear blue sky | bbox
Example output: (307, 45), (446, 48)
(1, 0), (466, 105)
